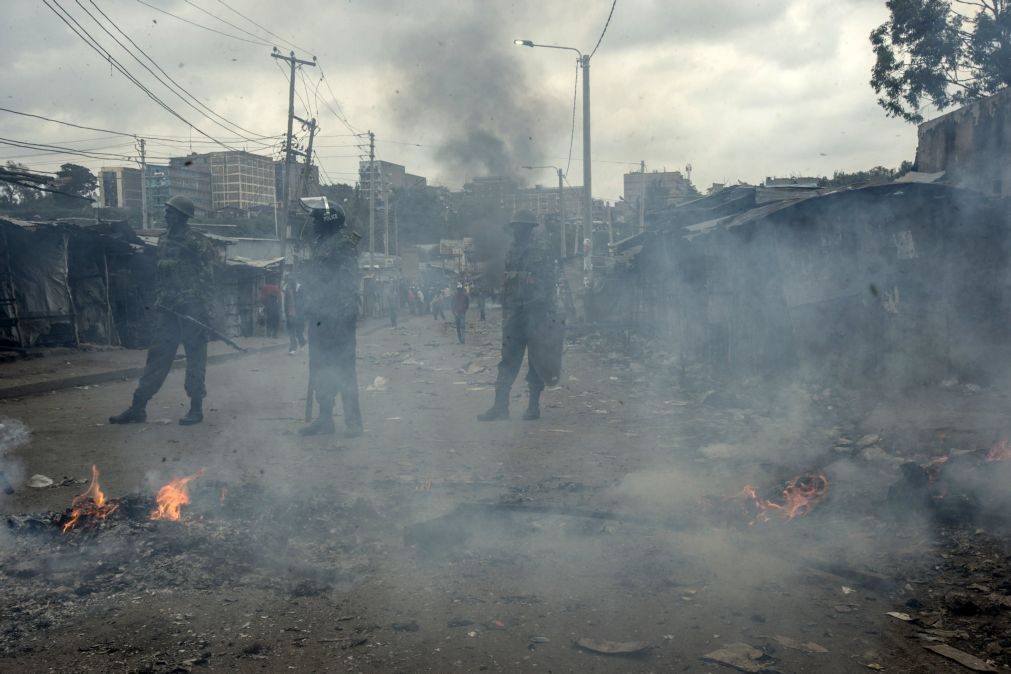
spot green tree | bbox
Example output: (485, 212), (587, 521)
(823, 161), (914, 187)
(871, 0), (1011, 123)
(0, 161), (46, 207)
(52, 163), (97, 207)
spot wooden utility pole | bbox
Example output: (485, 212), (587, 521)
(557, 168), (566, 260)
(639, 160), (646, 233)
(383, 172), (390, 258)
(271, 50), (316, 266)
(368, 130), (375, 269)
(295, 116), (317, 198)
(137, 137), (148, 228)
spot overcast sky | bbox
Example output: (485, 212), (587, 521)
(2, 0), (920, 201)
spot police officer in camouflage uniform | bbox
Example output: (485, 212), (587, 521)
(299, 200), (364, 439)
(478, 210), (564, 422)
(110, 195), (216, 426)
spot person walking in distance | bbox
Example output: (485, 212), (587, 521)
(259, 277), (282, 338)
(109, 196), (216, 426)
(451, 282), (470, 344)
(283, 273), (306, 354)
(299, 198), (364, 439)
(478, 210), (565, 422)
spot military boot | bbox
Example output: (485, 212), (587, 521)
(179, 398), (204, 426)
(297, 416), (333, 438)
(477, 385), (510, 421)
(109, 398), (147, 425)
(300, 397), (336, 436)
(522, 388), (542, 421)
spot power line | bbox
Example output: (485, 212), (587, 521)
(180, 0), (274, 46)
(316, 65), (360, 136)
(77, 0), (274, 147)
(212, 0), (310, 53)
(204, 0), (358, 147)
(133, 0), (271, 47)
(565, 62), (579, 178)
(590, 0), (618, 59)
(0, 136), (134, 162)
(44, 0), (239, 151)
(0, 107), (284, 147)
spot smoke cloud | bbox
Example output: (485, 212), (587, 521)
(384, 4), (565, 182)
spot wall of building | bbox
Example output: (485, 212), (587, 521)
(274, 161), (320, 203)
(190, 151), (275, 210)
(916, 88), (1011, 196)
(623, 170), (695, 206)
(99, 167), (143, 209)
(146, 160), (213, 219)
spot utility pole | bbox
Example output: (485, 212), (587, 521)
(368, 130), (375, 270)
(581, 54), (592, 280)
(137, 137), (148, 228)
(383, 177), (390, 258)
(557, 168), (566, 260)
(639, 160), (646, 233)
(271, 49), (316, 267)
(297, 117), (317, 199)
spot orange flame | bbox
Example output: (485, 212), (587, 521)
(737, 472), (829, 524)
(150, 469), (205, 521)
(62, 465), (119, 533)
(986, 439), (1011, 463)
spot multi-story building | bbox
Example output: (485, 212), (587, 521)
(145, 159), (213, 221)
(512, 184), (584, 222)
(623, 169), (697, 208)
(274, 160), (320, 203)
(462, 175), (518, 206)
(98, 166), (143, 210)
(358, 160), (427, 198)
(186, 151), (275, 211)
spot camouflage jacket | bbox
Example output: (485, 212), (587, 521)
(302, 229), (360, 321)
(502, 232), (557, 311)
(155, 228), (216, 313)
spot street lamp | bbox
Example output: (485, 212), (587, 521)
(522, 165), (566, 260)
(514, 38), (592, 278)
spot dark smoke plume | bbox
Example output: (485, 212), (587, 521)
(386, 4), (564, 182)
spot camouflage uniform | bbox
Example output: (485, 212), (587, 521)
(494, 231), (564, 403)
(303, 225), (363, 432)
(133, 229), (216, 405)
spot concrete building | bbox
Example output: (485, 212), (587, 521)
(358, 160), (427, 198)
(511, 184), (599, 224)
(186, 151), (276, 211)
(98, 166), (143, 210)
(916, 87), (1011, 196)
(274, 160), (320, 204)
(462, 175), (518, 206)
(623, 169), (697, 208)
(145, 159), (213, 220)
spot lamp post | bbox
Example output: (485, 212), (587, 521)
(515, 39), (592, 280)
(522, 165), (566, 261)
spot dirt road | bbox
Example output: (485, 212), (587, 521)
(0, 310), (993, 672)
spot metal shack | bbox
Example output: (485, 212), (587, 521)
(598, 183), (1010, 385)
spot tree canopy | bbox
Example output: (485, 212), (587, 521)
(870, 0), (1011, 123)
(53, 163), (98, 207)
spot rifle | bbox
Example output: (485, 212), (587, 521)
(158, 305), (247, 353)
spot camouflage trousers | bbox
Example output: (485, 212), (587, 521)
(134, 308), (208, 405)
(307, 313), (362, 429)
(495, 305), (565, 394)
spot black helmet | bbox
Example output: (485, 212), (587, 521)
(300, 196), (346, 227)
